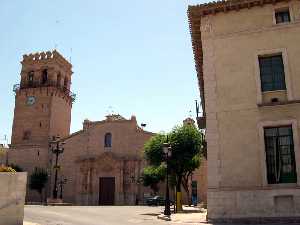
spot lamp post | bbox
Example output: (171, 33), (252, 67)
(163, 141), (172, 216)
(49, 136), (65, 199)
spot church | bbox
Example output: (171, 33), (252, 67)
(8, 50), (154, 205)
(7, 50), (207, 206)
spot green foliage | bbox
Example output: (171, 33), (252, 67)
(29, 167), (48, 194)
(0, 166), (16, 172)
(144, 134), (166, 166)
(143, 123), (204, 194)
(141, 165), (166, 193)
(168, 124), (203, 177)
(8, 164), (23, 172)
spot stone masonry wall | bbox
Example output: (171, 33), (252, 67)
(199, 0), (300, 220)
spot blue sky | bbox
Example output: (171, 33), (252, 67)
(0, 0), (204, 143)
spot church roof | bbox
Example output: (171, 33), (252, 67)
(62, 114), (154, 141)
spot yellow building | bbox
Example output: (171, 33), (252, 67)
(189, 0), (300, 221)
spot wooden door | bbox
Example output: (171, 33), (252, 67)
(99, 177), (115, 205)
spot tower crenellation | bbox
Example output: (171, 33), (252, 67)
(22, 50), (72, 69)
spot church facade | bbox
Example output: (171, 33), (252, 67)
(59, 115), (154, 205)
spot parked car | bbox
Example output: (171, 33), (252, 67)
(146, 196), (174, 206)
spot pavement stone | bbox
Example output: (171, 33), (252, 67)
(24, 222), (41, 225)
(171, 212), (207, 223)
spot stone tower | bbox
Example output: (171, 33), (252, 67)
(9, 50), (75, 202)
(11, 50), (74, 147)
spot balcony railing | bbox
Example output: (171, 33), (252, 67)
(13, 84), (20, 93)
(13, 82), (76, 103)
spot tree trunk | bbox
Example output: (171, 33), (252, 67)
(182, 175), (192, 206)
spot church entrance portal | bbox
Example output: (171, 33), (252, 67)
(99, 177), (115, 205)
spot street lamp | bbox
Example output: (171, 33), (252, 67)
(49, 136), (65, 199)
(163, 140), (172, 216)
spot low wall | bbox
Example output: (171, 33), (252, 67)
(0, 172), (27, 225)
(208, 187), (300, 221)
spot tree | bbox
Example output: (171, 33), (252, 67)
(144, 134), (166, 166)
(168, 124), (203, 210)
(142, 134), (166, 194)
(29, 167), (48, 203)
(141, 165), (165, 195)
(143, 124), (204, 211)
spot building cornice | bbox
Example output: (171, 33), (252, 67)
(188, 0), (292, 17)
(188, 7), (205, 115)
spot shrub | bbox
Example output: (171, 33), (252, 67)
(8, 164), (23, 172)
(0, 166), (16, 172)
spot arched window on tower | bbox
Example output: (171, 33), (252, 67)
(57, 73), (61, 87)
(64, 77), (68, 90)
(28, 71), (34, 87)
(104, 133), (112, 148)
(41, 69), (48, 85)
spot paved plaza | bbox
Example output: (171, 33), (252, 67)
(24, 205), (293, 225)
(24, 205), (180, 225)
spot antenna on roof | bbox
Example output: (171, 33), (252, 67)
(69, 48), (72, 63)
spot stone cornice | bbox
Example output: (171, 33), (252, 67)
(188, 7), (205, 115)
(188, 0), (292, 17)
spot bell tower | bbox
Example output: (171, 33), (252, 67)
(11, 50), (75, 147)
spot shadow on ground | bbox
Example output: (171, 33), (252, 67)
(140, 213), (160, 216)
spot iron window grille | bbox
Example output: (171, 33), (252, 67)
(259, 55), (286, 92)
(264, 126), (297, 184)
(275, 10), (291, 24)
(104, 133), (112, 148)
